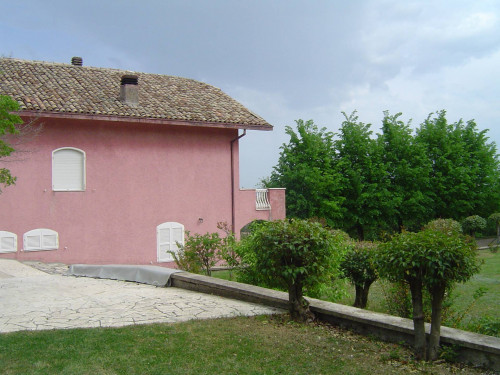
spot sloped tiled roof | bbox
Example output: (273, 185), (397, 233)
(0, 58), (272, 130)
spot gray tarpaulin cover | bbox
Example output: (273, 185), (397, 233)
(68, 264), (182, 287)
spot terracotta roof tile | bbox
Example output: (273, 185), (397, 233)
(0, 58), (272, 130)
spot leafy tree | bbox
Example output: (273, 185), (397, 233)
(461, 215), (487, 237)
(377, 112), (432, 232)
(377, 220), (480, 360)
(340, 240), (378, 308)
(415, 111), (500, 220)
(334, 112), (391, 240)
(0, 95), (23, 192)
(266, 120), (343, 226)
(240, 219), (347, 320)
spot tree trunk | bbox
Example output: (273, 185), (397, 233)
(288, 281), (314, 321)
(398, 217), (404, 233)
(428, 284), (446, 360)
(356, 223), (365, 241)
(353, 282), (372, 309)
(409, 279), (427, 360)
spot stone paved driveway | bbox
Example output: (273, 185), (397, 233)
(0, 260), (282, 333)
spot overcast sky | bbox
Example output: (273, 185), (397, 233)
(2, 0), (499, 187)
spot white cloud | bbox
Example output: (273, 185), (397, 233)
(337, 47), (500, 140)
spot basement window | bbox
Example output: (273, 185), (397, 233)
(23, 229), (59, 251)
(0, 231), (17, 253)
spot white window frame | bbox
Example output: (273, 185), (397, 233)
(157, 222), (184, 263)
(23, 229), (59, 252)
(0, 231), (17, 253)
(52, 147), (86, 191)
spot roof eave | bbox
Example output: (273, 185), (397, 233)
(17, 111), (273, 131)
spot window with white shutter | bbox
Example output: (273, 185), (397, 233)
(52, 148), (86, 191)
(157, 222), (184, 262)
(0, 231), (17, 253)
(23, 229), (59, 251)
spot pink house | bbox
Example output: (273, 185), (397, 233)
(0, 57), (285, 266)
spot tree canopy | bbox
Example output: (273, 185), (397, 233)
(266, 119), (344, 226)
(266, 111), (500, 239)
(0, 95), (23, 192)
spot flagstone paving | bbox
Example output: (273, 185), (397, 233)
(0, 259), (283, 333)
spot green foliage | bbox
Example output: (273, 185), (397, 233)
(266, 119), (343, 226)
(462, 316), (500, 337)
(488, 212), (500, 225)
(382, 282), (457, 323)
(445, 286), (488, 329)
(377, 222), (481, 360)
(378, 112), (432, 232)
(334, 111), (392, 240)
(267, 111), (500, 240)
(439, 344), (460, 363)
(171, 231), (222, 276)
(415, 111), (500, 220)
(341, 241), (377, 286)
(461, 215), (487, 236)
(340, 241), (378, 308)
(0, 95), (22, 192)
(169, 244), (203, 274)
(423, 218), (462, 235)
(381, 282), (414, 319)
(237, 219), (348, 319)
(377, 227), (479, 290)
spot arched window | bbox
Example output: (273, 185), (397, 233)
(157, 222), (184, 262)
(52, 147), (86, 191)
(0, 231), (17, 253)
(23, 228), (59, 251)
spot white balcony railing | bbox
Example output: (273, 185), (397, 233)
(256, 189), (271, 210)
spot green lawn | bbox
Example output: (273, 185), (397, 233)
(0, 316), (488, 375)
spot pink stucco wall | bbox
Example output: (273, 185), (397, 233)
(234, 188), (286, 237)
(0, 116), (283, 265)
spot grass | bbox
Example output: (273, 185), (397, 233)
(0, 315), (489, 375)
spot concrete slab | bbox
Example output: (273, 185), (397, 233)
(0, 260), (283, 333)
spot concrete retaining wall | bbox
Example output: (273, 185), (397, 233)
(171, 272), (500, 372)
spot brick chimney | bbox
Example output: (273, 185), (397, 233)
(120, 75), (139, 106)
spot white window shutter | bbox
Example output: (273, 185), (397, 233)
(172, 227), (183, 250)
(157, 222), (184, 262)
(24, 229), (59, 251)
(52, 148), (85, 191)
(26, 234), (41, 249)
(42, 233), (58, 249)
(0, 231), (17, 253)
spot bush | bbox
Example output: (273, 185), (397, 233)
(377, 223), (480, 360)
(423, 218), (462, 235)
(461, 215), (487, 237)
(170, 231), (222, 276)
(340, 241), (378, 308)
(236, 219), (348, 320)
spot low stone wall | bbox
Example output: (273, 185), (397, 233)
(171, 272), (500, 372)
